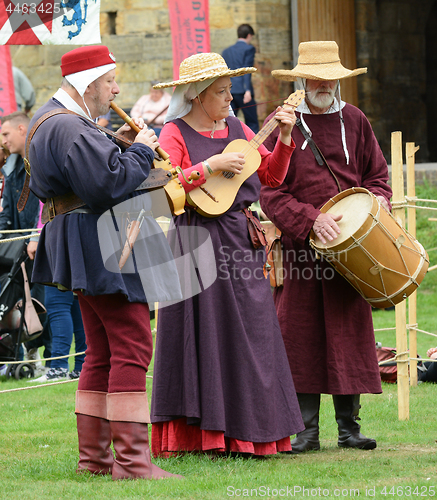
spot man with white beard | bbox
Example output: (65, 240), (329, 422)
(260, 41), (392, 453)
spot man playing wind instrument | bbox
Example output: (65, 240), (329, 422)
(26, 45), (181, 480)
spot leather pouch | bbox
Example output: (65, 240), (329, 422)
(242, 209), (267, 249)
(266, 228), (284, 287)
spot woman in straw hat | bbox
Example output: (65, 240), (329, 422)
(260, 41), (392, 453)
(150, 52), (304, 456)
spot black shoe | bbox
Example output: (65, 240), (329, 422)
(333, 394), (377, 450)
(69, 369), (81, 379)
(338, 433), (376, 450)
(290, 393), (321, 454)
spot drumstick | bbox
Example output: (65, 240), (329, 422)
(110, 101), (169, 160)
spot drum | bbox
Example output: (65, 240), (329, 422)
(309, 187), (429, 309)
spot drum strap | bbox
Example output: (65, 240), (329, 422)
(296, 118), (342, 193)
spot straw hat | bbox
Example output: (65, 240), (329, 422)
(154, 52), (256, 89)
(272, 41), (367, 82)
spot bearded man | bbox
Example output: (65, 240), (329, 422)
(260, 41), (392, 453)
(26, 45), (181, 480)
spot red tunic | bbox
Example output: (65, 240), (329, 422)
(260, 104), (392, 395)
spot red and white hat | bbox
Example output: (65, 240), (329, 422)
(61, 45), (116, 96)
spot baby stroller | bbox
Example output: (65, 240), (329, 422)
(0, 240), (46, 380)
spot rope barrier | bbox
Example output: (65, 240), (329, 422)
(405, 197), (437, 204)
(0, 378), (78, 393)
(0, 227), (41, 243)
(391, 201), (437, 211)
(0, 228), (42, 233)
(4, 351), (86, 365)
(0, 233), (40, 243)
(379, 355), (437, 366)
(0, 374), (153, 394)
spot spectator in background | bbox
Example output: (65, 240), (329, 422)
(32, 287), (87, 382)
(130, 82), (171, 137)
(0, 141), (9, 208)
(13, 67), (35, 114)
(0, 113), (40, 260)
(30, 200), (87, 384)
(418, 347), (437, 383)
(222, 24), (259, 133)
(0, 112), (51, 373)
(97, 110), (112, 129)
(0, 141), (9, 169)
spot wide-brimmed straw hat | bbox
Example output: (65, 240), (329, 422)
(272, 41), (367, 82)
(154, 52), (256, 89)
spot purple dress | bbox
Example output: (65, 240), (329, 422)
(151, 117), (304, 452)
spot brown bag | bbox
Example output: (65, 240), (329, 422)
(376, 346), (422, 384)
(18, 262), (46, 342)
(264, 223), (283, 287)
(242, 209), (267, 249)
(376, 346), (397, 383)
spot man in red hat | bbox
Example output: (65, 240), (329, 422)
(26, 45), (181, 480)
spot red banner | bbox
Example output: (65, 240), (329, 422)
(0, 45), (17, 119)
(168, 0), (210, 80)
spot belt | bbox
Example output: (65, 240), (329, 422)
(41, 168), (172, 224)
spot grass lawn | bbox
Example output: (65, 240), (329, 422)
(0, 185), (437, 499)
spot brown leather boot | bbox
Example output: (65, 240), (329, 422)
(75, 390), (114, 475)
(107, 392), (183, 480)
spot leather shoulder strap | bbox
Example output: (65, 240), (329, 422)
(295, 117), (341, 193)
(17, 109), (133, 213)
(17, 109), (78, 213)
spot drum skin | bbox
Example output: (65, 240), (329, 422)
(309, 187), (429, 309)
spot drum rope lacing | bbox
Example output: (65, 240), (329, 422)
(311, 205), (428, 305)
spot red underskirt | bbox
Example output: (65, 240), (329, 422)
(151, 418), (292, 457)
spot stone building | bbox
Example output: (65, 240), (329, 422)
(8, 0), (437, 163)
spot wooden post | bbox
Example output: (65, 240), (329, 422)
(406, 143), (420, 387)
(391, 131), (409, 420)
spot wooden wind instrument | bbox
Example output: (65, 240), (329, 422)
(109, 101), (200, 269)
(110, 101), (169, 160)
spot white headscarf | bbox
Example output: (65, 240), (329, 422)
(165, 77), (218, 123)
(64, 63), (116, 119)
(65, 63), (116, 97)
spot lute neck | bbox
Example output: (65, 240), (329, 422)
(248, 112), (283, 150)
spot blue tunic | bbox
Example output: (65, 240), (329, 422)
(28, 98), (156, 302)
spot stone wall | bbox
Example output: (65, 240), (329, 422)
(9, 0), (437, 165)
(355, 0), (436, 162)
(10, 0), (293, 124)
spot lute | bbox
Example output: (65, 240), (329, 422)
(186, 89), (305, 217)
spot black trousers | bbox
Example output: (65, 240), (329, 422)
(419, 361), (437, 383)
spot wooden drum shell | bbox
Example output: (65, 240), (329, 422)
(309, 187), (429, 309)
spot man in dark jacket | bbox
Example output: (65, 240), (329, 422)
(0, 112), (39, 258)
(0, 112), (50, 371)
(222, 23), (259, 133)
